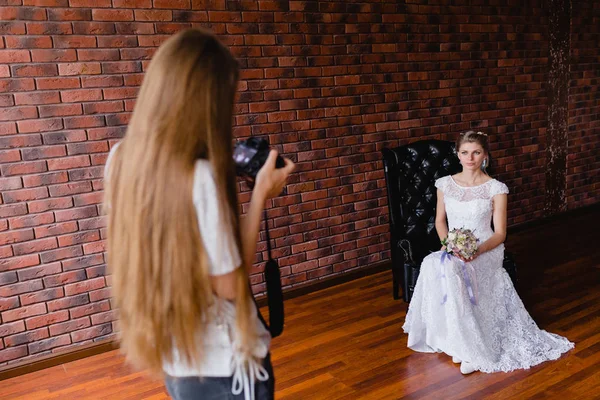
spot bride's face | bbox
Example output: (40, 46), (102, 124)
(458, 142), (487, 171)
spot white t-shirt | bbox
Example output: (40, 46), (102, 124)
(105, 145), (271, 391)
(162, 159), (271, 378)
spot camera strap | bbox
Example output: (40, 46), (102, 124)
(262, 208), (285, 337)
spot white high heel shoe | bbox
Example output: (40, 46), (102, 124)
(460, 361), (478, 375)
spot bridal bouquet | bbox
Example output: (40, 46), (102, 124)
(440, 228), (479, 305)
(441, 228), (478, 260)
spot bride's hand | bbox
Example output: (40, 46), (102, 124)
(460, 253), (478, 263)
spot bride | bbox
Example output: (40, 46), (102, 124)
(402, 131), (574, 375)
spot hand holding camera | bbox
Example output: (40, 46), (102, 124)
(234, 137), (295, 200)
(255, 150), (295, 200)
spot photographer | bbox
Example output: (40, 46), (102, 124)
(104, 29), (294, 400)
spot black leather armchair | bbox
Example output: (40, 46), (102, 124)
(382, 140), (517, 302)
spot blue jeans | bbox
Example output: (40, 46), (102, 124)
(164, 355), (274, 400)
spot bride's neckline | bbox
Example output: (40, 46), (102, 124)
(450, 175), (494, 189)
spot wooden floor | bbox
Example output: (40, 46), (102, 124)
(1, 208), (599, 399)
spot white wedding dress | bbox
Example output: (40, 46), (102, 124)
(402, 175), (574, 373)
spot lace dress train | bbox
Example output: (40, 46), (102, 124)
(402, 176), (574, 373)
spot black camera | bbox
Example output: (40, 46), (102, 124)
(233, 137), (285, 178)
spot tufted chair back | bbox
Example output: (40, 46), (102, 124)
(382, 140), (461, 266)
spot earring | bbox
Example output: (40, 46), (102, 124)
(481, 159), (488, 169)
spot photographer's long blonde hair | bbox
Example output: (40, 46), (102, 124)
(104, 29), (256, 374)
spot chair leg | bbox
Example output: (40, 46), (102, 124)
(392, 263), (400, 300)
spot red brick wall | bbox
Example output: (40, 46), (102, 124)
(567, 0), (600, 207)
(0, 1), (598, 366)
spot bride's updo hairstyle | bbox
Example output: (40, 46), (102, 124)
(456, 130), (490, 153)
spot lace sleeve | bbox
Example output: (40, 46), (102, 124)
(435, 176), (448, 193)
(491, 180), (509, 196)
